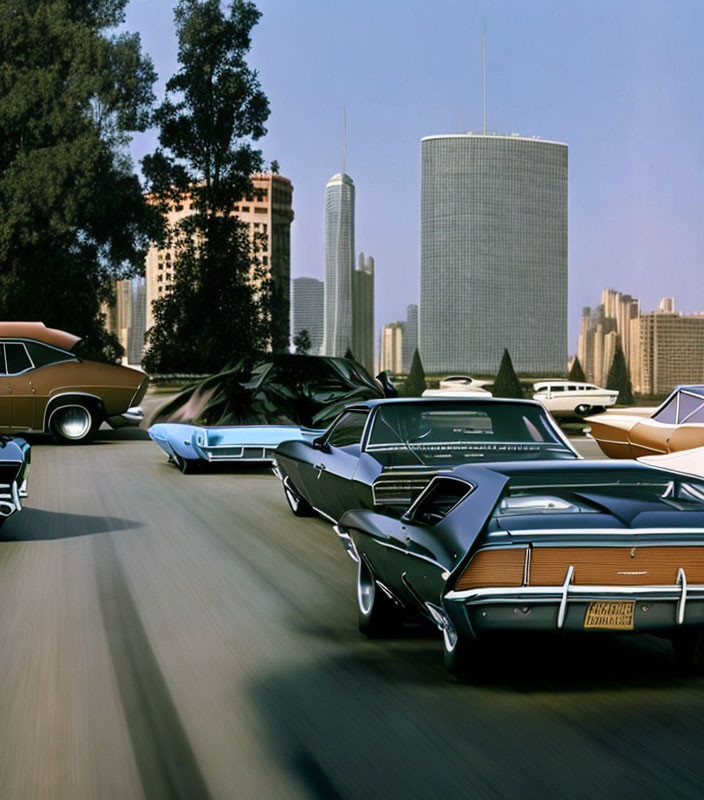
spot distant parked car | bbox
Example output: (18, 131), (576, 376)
(0, 436), (30, 526)
(149, 355), (388, 473)
(588, 384), (704, 459)
(0, 322), (148, 443)
(423, 375), (492, 398)
(533, 380), (618, 417)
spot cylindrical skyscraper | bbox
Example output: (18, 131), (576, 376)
(420, 133), (568, 374)
(323, 172), (355, 357)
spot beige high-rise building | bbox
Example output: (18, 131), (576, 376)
(577, 289), (639, 387)
(145, 174), (294, 351)
(639, 308), (704, 395)
(380, 322), (404, 374)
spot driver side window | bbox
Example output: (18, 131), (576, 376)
(326, 411), (368, 448)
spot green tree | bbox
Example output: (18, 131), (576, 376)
(293, 329), (311, 355)
(568, 356), (586, 382)
(404, 349), (427, 396)
(606, 341), (634, 404)
(143, 0), (271, 374)
(492, 349), (524, 398)
(0, 0), (157, 361)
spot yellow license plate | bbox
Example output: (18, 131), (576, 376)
(584, 601), (635, 630)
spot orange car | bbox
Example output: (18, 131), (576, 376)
(587, 384), (704, 459)
(0, 322), (148, 443)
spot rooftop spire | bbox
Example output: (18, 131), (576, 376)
(482, 20), (487, 135)
(342, 106), (347, 175)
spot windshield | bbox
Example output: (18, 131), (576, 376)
(366, 401), (574, 466)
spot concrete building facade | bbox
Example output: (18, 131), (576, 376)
(322, 173), (355, 357)
(105, 276), (147, 366)
(291, 277), (324, 355)
(420, 133), (568, 374)
(402, 303), (419, 374)
(639, 310), (704, 395)
(380, 322), (404, 374)
(352, 252), (374, 373)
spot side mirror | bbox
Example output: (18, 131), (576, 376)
(313, 436), (329, 451)
(375, 370), (398, 398)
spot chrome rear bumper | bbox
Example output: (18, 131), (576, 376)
(107, 406), (144, 429)
(0, 480), (22, 518)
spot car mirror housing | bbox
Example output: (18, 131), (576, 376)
(313, 436), (329, 451)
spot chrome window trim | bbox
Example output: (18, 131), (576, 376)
(3, 342), (35, 376)
(0, 338), (77, 371)
(322, 408), (370, 449)
(0, 344), (6, 376)
(677, 391), (704, 424)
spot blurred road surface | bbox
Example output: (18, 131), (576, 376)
(0, 423), (702, 799)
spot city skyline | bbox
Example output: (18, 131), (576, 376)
(124, 1), (704, 353)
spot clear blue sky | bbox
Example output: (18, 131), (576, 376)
(124, 0), (704, 354)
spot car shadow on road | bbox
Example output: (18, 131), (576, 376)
(19, 427), (151, 447)
(1, 507), (143, 541)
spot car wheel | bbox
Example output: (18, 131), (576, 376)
(357, 559), (402, 637)
(672, 629), (704, 673)
(49, 404), (98, 444)
(575, 404), (591, 416)
(283, 480), (315, 517)
(443, 628), (483, 680)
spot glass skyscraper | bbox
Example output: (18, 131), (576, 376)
(323, 172), (355, 357)
(420, 133), (568, 374)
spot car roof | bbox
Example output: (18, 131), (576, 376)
(674, 385), (704, 397)
(345, 397), (547, 411)
(0, 322), (79, 351)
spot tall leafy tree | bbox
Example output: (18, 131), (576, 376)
(293, 329), (311, 355)
(143, 0), (271, 373)
(606, 341), (634, 404)
(404, 349), (427, 397)
(568, 356), (586, 383)
(492, 349), (524, 398)
(0, 0), (157, 360)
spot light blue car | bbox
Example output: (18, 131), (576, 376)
(148, 354), (392, 473)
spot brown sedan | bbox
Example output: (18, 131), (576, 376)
(0, 322), (148, 443)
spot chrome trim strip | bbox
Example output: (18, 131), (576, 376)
(503, 528), (704, 537)
(677, 567), (687, 625)
(376, 538), (446, 570)
(523, 547), (531, 585)
(445, 583), (704, 602)
(332, 524), (360, 563)
(557, 565), (574, 629)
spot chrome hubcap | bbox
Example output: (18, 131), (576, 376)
(55, 407), (91, 439)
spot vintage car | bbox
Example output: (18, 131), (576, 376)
(273, 398), (578, 521)
(336, 460), (704, 678)
(149, 355), (389, 473)
(587, 385), (704, 459)
(422, 375), (492, 398)
(0, 436), (31, 526)
(533, 380), (618, 416)
(0, 322), (148, 443)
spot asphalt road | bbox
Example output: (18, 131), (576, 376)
(0, 419), (703, 799)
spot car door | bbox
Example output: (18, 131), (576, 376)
(303, 410), (369, 520)
(629, 391), (681, 457)
(4, 343), (35, 430)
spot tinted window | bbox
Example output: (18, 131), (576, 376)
(410, 478), (473, 525)
(5, 343), (33, 374)
(326, 412), (368, 447)
(653, 395), (677, 424)
(678, 392), (704, 424)
(24, 341), (74, 369)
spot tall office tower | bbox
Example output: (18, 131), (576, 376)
(402, 304), (419, 373)
(380, 322), (404, 374)
(659, 297), (675, 313)
(420, 133), (568, 374)
(322, 172), (355, 357)
(145, 173), (294, 350)
(104, 276), (147, 366)
(577, 288), (640, 387)
(291, 277), (324, 354)
(352, 252), (374, 372)
(639, 305), (704, 394)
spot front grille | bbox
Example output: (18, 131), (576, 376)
(372, 471), (438, 507)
